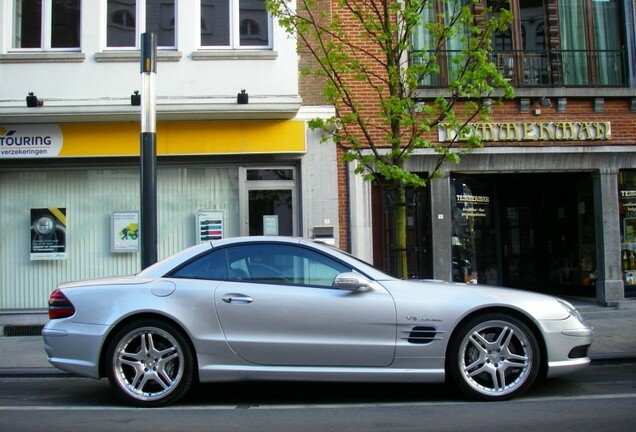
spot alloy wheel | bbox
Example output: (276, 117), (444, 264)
(452, 316), (539, 400)
(110, 324), (186, 404)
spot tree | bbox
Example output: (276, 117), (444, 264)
(267, 0), (513, 278)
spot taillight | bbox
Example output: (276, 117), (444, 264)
(48, 289), (75, 319)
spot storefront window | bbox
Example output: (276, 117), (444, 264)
(451, 176), (497, 285)
(619, 170), (636, 288)
(0, 166), (239, 309)
(451, 173), (596, 294)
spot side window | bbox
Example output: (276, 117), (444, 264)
(226, 244), (351, 287)
(171, 250), (227, 280)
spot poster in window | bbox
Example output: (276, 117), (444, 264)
(30, 208), (67, 261)
(197, 210), (224, 243)
(263, 215), (279, 235)
(624, 218), (636, 244)
(112, 211), (139, 253)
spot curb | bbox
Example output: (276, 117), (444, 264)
(589, 352), (636, 363)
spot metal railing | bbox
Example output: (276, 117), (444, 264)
(415, 49), (628, 87)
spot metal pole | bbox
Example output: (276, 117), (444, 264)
(140, 33), (157, 269)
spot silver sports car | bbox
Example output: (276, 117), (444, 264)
(43, 236), (593, 407)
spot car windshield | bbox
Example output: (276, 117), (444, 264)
(307, 240), (397, 281)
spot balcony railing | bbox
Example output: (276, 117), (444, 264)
(415, 49), (628, 87)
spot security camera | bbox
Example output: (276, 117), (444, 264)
(323, 117), (343, 133)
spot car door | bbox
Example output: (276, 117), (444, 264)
(214, 243), (397, 367)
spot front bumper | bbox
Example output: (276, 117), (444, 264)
(541, 314), (594, 378)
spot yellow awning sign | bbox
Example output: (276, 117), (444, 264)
(0, 121), (306, 158)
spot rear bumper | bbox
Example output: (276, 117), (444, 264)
(42, 321), (109, 379)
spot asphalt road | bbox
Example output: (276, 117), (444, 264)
(1, 361), (635, 432)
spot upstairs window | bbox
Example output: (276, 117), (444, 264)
(413, 0), (628, 87)
(494, 0), (625, 86)
(411, 0), (470, 87)
(558, 0), (624, 85)
(13, 0), (81, 50)
(107, 0), (176, 49)
(200, 0), (271, 48)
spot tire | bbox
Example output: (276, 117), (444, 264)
(105, 319), (195, 407)
(447, 313), (540, 401)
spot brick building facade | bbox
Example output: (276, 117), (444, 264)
(301, 0), (636, 305)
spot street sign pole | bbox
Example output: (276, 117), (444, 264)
(140, 33), (157, 269)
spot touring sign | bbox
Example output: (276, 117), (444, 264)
(0, 124), (62, 158)
(0, 121), (306, 158)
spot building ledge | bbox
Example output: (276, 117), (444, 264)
(94, 50), (182, 62)
(0, 52), (86, 63)
(190, 50), (278, 61)
(414, 87), (636, 99)
(0, 96), (303, 123)
(0, 50), (277, 64)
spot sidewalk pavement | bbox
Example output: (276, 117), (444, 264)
(1, 302), (635, 376)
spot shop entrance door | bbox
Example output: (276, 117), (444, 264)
(240, 167), (297, 236)
(498, 174), (595, 293)
(501, 204), (542, 289)
(370, 182), (433, 279)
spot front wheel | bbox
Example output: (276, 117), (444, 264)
(105, 319), (194, 407)
(447, 313), (540, 401)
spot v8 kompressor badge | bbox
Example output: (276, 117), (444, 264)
(406, 315), (443, 323)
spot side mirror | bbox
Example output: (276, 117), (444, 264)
(333, 272), (372, 291)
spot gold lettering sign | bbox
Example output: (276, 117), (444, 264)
(439, 121), (611, 142)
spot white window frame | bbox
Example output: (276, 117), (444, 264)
(198, 0), (272, 50)
(104, 0), (177, 50)
(10, 0), (81, 52)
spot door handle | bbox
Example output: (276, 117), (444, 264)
(222, 294), (254, 304)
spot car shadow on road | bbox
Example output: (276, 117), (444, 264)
(185, 381), (458, 406)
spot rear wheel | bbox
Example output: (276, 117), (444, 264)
(447, 313), (540, 401)
(105, 319), (194, 407)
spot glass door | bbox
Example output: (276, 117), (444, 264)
(240, 167), (297, 236)
(501, 204), (538, 289)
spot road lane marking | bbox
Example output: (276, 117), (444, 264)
(1, 392), (636, 411)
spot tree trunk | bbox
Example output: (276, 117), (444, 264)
(395, 185), (408, 279)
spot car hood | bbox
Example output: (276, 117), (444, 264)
(381, 279), (572, 321)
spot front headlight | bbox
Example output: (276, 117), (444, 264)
(557, 299), (586, 323)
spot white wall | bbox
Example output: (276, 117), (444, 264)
(297, 106), (340, 247)
(0, 0), (299, 109)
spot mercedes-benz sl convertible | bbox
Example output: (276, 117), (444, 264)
(43, 236), (593, 406)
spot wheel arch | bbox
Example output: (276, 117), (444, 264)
(98, 312), (199, 380)
(445, 306), (548, 379)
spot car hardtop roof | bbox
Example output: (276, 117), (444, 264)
(138, 236), (394, 281)
(138, 237), (318, 278)
(209, 236), (304, 247)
